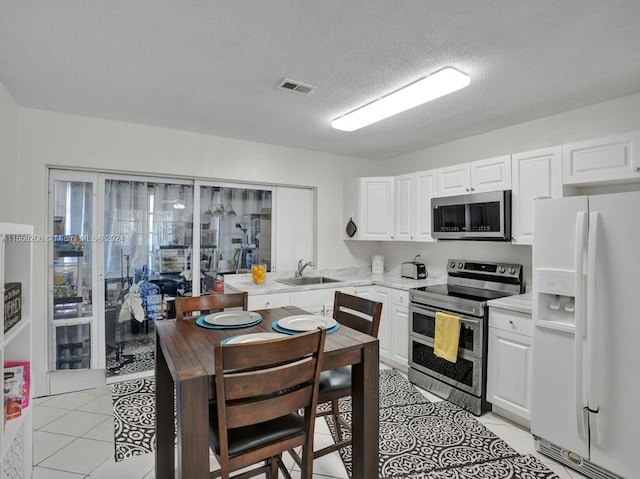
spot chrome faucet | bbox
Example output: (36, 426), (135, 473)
(295, 259), (314, 278)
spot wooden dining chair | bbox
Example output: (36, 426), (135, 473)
(312, 291), (382, 459)
(210, 328), (327, 479)
(175, 292), (248, 320)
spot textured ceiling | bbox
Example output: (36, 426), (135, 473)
(1, 1), (640, 160)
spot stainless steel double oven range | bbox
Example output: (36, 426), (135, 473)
(408, 260), (524, 416)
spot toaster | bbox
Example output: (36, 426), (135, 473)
(401, 261), (427, 279)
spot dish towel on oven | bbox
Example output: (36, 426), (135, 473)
(434, 311), (461, 363)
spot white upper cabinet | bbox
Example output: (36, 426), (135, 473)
(436, 155), (511, 197)
(414, 170), (437, 242)
(394, 174), (414, 241)
(511, 146), (563, 245)
(343, 177), (394, 241)
(563, 131), (640, 186)
(394, 170), (437, 242)
(436, 162), (470, 197)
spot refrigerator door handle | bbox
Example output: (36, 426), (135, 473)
(574, 211), (588, 440)
(587, 211), (601, 444)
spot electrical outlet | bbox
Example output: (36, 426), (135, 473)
(416, 249), (426, 261)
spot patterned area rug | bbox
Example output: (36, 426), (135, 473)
(326, 369), (558, 478)
(110, 369), (559, 478)
(106, 336), (155, 377)
(111, 378), (156, 462)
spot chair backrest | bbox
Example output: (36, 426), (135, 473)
(175, 292), (248, 320)
(332, 291), (382, 337)
(213, 328), (326, 460)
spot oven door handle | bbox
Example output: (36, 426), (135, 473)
(409, 305), (480, 327)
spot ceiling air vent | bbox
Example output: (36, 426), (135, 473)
(277, 78), (317, 95)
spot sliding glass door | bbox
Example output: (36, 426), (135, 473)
(47, 170), (280, 391)
(48, 170), (103, 394)
(103, 177), (193, 379)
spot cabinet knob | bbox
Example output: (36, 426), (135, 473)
(265, 302), (271, 307)
(465, 188), (470, 192)
(509, 320), (514, 324)
(635, 167), (640, 172)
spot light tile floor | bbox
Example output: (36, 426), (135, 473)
(32, 365), (588, 479)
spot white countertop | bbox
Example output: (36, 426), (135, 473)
(223, 266), (447, 295)
(487, 290), (533, 315)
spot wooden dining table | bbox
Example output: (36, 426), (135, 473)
(154, 305), (379, 478)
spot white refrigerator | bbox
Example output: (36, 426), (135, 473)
(532, 191), (640, 479)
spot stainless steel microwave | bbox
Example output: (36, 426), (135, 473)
(431, 190), (511, 241)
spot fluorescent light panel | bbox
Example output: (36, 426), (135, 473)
(331, 67), (471, 132)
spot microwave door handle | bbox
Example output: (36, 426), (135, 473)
(574, 211), (588, 440)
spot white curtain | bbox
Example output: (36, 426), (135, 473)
(104, 180), (194, 283)
(104, 180), (148, 283)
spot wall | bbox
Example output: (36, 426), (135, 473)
(17, 109), (383, 267)
(17, 108), (383, 395)
(377, 92), (640, 284)
(0, 82), (19, 222)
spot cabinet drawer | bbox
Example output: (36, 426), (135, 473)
(247, 292), (290, 310)
(489, 308), (532, 336)
(391, 289), (409, 306)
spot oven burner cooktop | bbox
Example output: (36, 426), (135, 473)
(414, 284), (516, 303)
(409, 259), (525, 317)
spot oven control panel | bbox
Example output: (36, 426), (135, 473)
(447, 259), (522, 277)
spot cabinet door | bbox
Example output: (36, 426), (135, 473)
(375, 287), (392, 361)
(471, 155), (512, 193)
(394, 174), (414, 241)
(414, 170), (437, 242)
(487, 326), (533, 421)
(360, 177), (395, 240)
(436, 163), (470, 197)
(511, 146), (562, 245)
(290, 288), (336, 318)
(391, 303), (409, 368)
(563, 131), (640, 186)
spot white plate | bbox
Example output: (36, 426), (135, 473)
(277, 315), (337, 332)
(225, 332), (288, 344)
(204, 311), (261, 326)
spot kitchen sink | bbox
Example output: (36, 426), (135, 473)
(276, 276), (343, 286)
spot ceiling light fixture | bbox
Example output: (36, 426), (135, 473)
(331, 67), (471, 132)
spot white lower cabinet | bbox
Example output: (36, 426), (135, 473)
(375, 287), (392, 360)
(289, 289), (337, 317)
(487, 307), (533, 427)
(353, 286), (375, 299)
(376, 286), (409, 372)
(247, 292), (290, 311)
(248, 284), (409, 371)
